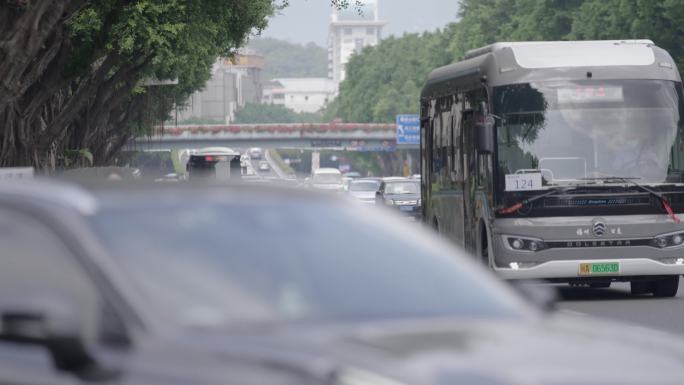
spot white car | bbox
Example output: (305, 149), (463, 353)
(258, 161), (270, 171)
(311, 168), (344, 191)
(249, 147), (263, 160)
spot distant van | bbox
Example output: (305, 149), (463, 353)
(310, 168), (344, 191)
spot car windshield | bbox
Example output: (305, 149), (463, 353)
(385, 181), (419, 194)
(313, 173), (342, 184)
(495, 80), (684, 193)
(350, 181), (380, 191)
(91, 198), (525, 328)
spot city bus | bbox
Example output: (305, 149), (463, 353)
(420, 40), (684, 296)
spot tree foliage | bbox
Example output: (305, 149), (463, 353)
(326, 30), (455, 123)
(0, 0), (280, 168)
(249, 37), (327, 80)
(233, 103), (323, 124)
(330, 0), (684, 123)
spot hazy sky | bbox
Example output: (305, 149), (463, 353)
(257, 0), (460, 47)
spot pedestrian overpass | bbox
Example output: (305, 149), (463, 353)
(128, 123), (417, 151)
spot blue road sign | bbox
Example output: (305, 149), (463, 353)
(396, 114), (420, 145)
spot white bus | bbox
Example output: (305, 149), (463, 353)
(421, 40), (684, 296)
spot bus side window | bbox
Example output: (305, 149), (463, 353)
(441, 103), (451, 181)
(451, 93), (463, 183)
(431, 101), (442, 176)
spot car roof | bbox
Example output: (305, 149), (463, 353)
(352, 179), (380, 184)
(0, 178), (336, 215)
(0, 179), (98, 215)
(385, 179), (418, 184)
(314, 168), (341, 174)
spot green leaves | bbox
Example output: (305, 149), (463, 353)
(331, 31), (455, 123)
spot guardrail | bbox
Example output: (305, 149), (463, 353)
(154, 123), (396, 137)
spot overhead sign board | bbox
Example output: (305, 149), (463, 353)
(396, 114), (420, 145)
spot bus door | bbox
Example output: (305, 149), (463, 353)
(462, 89), (492, 254)
(437, 97), (467, 246)
(448, 99), (466, 246)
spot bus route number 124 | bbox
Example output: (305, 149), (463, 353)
(505, 173), (542, 191)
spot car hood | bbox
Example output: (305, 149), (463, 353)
(171, 315), (684, 385)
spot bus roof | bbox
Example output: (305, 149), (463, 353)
(195, 147), (240, 156)
(463, 40), (656, 64)
(422, 40), (680, 99)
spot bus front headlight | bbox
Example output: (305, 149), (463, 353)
(503, 235), (546, 252)
(651, 231), (684, 248)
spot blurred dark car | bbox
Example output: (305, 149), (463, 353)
(375, 178), (421, 219)
(2, 180), (684, 385)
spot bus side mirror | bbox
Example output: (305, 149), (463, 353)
(476, 116), (495, 154)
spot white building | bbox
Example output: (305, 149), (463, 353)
(261, 80), (286, 107)
(328, 0), (386, 84)
(263, 78), (338, 113)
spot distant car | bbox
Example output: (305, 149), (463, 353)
(310, 168), (344, 191)
(258, 160), (270, 171)
(248, 147), (263, 160)
(3, 180), (684, 384)
(376, 179), (421, 219)
(348, 178), (382, 204)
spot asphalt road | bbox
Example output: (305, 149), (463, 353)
(557, 280), (684, 335)
(237, 147), (279, 179)
(249, 157), (277, 178)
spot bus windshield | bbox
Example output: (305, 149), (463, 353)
(494, 80), (684, 194)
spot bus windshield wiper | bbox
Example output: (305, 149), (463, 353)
(498, 187), (575, 214)
(580, 176), (681, 224)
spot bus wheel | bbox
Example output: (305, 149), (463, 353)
(652, 276), (679, 298)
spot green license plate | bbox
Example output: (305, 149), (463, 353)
(579, 262), (620, 275)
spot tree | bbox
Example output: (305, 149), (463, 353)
(0, 0), (280, 168)
(570, 0), (684, 70)
(327, 27), (461, 123)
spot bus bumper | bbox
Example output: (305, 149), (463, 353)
(492, 214), (684, 280)
(494, 258), (684, 280)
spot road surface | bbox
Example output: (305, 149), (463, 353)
(557, 280), (684, 336)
